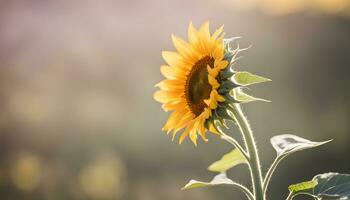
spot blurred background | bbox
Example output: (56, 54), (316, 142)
(0, 0), (349, 199)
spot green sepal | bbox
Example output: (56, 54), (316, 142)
(220, 68), (235, 80)
(215, 103), (237, 125)
(204, 117), (213, 130)
(231, 88), (270, 103)
(221, 80), (239, 90)
(213, 119), (225, 131)
(205, 112), (231, 130)
(221, 119), (230, 129)
(233, 71), (271, 86)
(215, 107), (231, 120)
(218, 87), (230, 95)
(224, 52), (235, 64)
(223, 37), (241, 64)
(223, 93), (239, 103)
(214, 115), (229, 129)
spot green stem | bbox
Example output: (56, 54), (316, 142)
(286, 192), (294, 200)
(230, 181), (255, 200)
(263, 156), (284, 194)
(229, 103), (265, 200)
(286, 192), (318, 200)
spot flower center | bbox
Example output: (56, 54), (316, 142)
(185, 56), (214, 116)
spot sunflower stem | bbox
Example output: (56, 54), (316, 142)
(263, 156), (284, 195)
(230, 103), (265, 200)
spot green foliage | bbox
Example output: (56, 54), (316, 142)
(263, 134), (332, 196)
(208, 149), (247, 173)
(288, 180), (318, 193)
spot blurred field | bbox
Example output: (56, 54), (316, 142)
(0, 0), (349, 200)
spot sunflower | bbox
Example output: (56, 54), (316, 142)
(154, 21), (268, 145)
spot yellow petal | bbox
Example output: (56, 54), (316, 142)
(162, 108), (188, 133)
(204, 99), (210, 106)
(211, 89), (223, 102)
(198, 116), (208, 141)
(199, 128), (208, 142)
(155, 79), (185, 90)
(208, 75), (220, 89)
(198, 21), (211, 55)
(212, 25), (224, 40)
(199, 21), (210, 42)
(172, 111), (194, 134)
(189, 121), (200, 145)
(179, 121), (194, 144)
(188, 21), (198, 45)
(162, 100), (185, 111)
(209, 101), (218, 109)
(216, 94), (225, 102)
(207, 65), (220, 78)
(154, 90), (181, 103)
(162, 51), (184, 68)
(203, 108), (211, 118)
(217, 32), (226, 41)
(209, 122), (220, 135)
(212, 46), (224, 60)
(215, 60), (228, 70)
(172, 34), (198, 60)
(160, 65), (185, 79)
(204, 98), (218, 110)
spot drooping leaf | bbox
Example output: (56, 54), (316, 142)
(233, 71), (271, 86)
(289, 173), (350, 200)
(182, 173), (234, 190)
(208, 149), (247, 173)
(270, 134), (332, 157)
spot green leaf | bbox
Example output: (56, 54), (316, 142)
(208, 149), (247, 172)
(270, 134), (332, 157)
(231, 88), (270, 103)
(182, 173), (234, 190)
(264, 134), (331, 196)
(314, 173), (350, 199)
(288, 180), (318, 193)
(233, 71), (271, 86)
(289, 173), (350, 200)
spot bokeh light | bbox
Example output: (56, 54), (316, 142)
(79, 154), (126, 199)
(11, 153), (41, 192)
